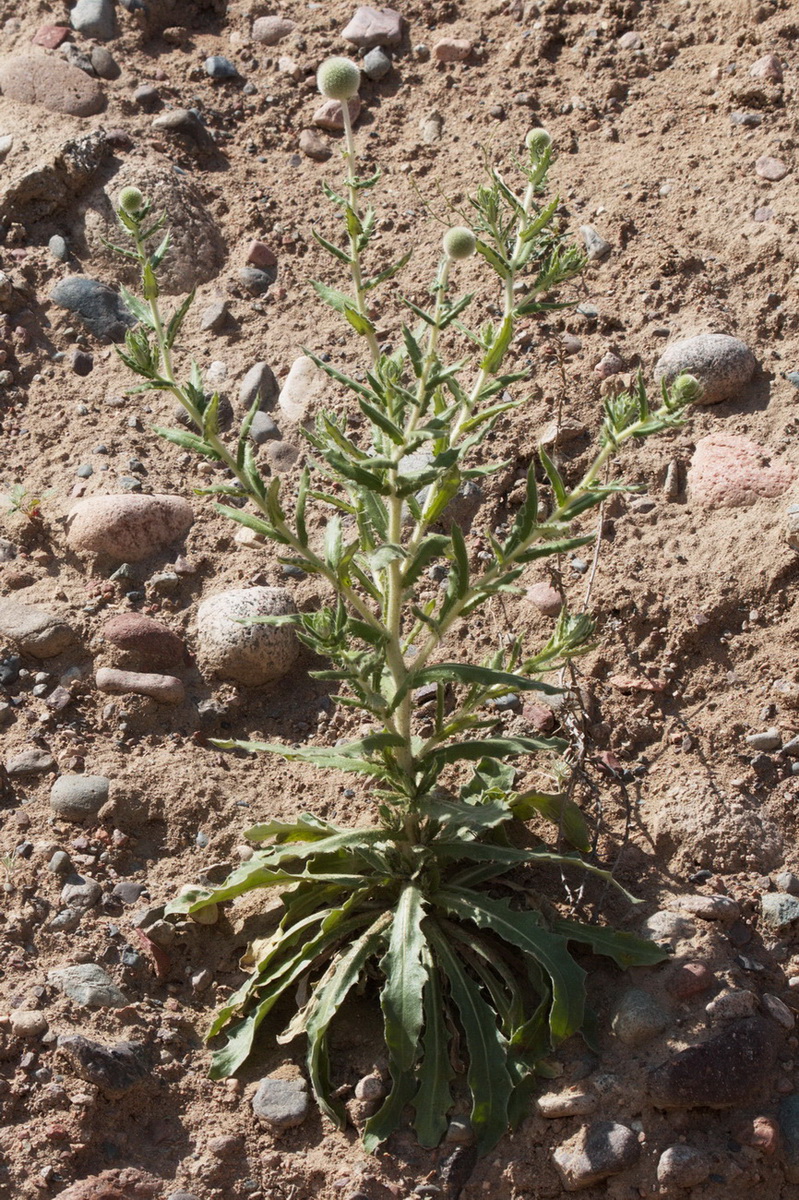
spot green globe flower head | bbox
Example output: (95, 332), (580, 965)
(670, 372), (702, 406)
(525, 128), (552, 155)
(118, 186), (145, 214)
(317, 57), (361, 101)
(443, 226), (477, 261)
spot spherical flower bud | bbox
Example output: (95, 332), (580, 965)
(443, 226), (477, 261)
(525, 128), (552, 154)
(118, 186), (144, 214)
(316, 56), (361, 101)
(670, 372), (702, 405)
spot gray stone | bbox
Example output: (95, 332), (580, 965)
(278, 355), (326, 423)
(762, 891), (799, 931)
(238, 361), (279, 411)
(363, 47), (392, 80)
(200, 299), (228, 331)
(579, 225), (611, 261)
(251, 15), (296, 44)
(50, 775), (110, 822)
(112, 881), (145, 905)
(90, 46), (120, 80)
(642, 910), (695, 943)
(249, 411), (279, 444)
(152, 108), (214, 149)
(611, 988), (669, 1046)
(61, 874), (102, 909)
(746, 727), (782, 751)
(50, 276), (135, 342)
(48, 851), (72, 875)
(552, 1121), (640, 1191)
(675, 893), (740, 921)
(649, 1018), (777, 1109)
(265, 440), (300, 473)
(298, 128), (330, 161)
(537, 1090), (598, 1118)
(205, 56), (237, 79)
(133, 84), (160, 111)
(654, 333), (757, 405)
(71, 0), (116, 40)
(252, 1076), (309, 1129)
(705, 988), (758, 1020)
(239, 267), (274, 294)
(49, 908), (82, 932)
(656, 1145), (711, 1189)
(61, 44), (96, 75)
(775, 872), (799, 895)
(49, 234), (69, 261)
(342, 6), (404, 49)
(778, 1093), (799, 1183)
(58, 1034), (149, 1096)
(48, 963), (127, 1008)
(196, 587), (299, 686)
(6, 748), (56, 776)
(0, 598), (75, 658)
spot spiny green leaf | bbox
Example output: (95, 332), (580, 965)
(362, 1063), (418, 1153)
(550, 918), (669, 969)
(379, 883), (428, 1070)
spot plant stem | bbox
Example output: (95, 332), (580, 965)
(341, 102), (381, 368)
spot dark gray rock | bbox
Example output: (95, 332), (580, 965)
(249, 411), (279, 444)
(363, 47), (392, 80)
(50, 774), (109, 821)
(6, 748), (56, 776)
(552, 1121), (640, 1191)
(48, 963), (127, 1007)
(51, 276), (135, 342)
(649, 1018), (778, 1108)
(199, 299), (229, 331)
(90, 46), (120, 80)
(112, 881), (145, 905)
(152, 108), (214, 149)
(133, 84), (160, 111)
(205, 55), (238, 79)
(238, 361), (279, 410)
(71, 0), (117, 41)
(252, 1076), (309, 1129)
(57, 1035), (149, 1097)
(239, 267), (275, 294)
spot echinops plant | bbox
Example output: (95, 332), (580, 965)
(107, 56), (699, 1152)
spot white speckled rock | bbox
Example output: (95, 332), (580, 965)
(196, 587), (299, 685)
(66, 494), (194, 562)
(653, 334), (757, 405)
(278, 356), (327, 424)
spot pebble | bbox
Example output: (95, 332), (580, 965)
(363, 48), (392, 80)
(552, 1121), (639, 1190)
(50, 775), (110, 822)
(653, 333), (757, 405)
(205, 56), (237, 79)
(612, 988), (669, 1046)
(199, 299), (228, 331)
(196, 587), (299, 686)
(779, 1094), (799, 1182)
(48, 963), (127, 1008)
(251, 1076), (309, 1129)
(58, 1034), (149, 1096)
(618, 30), (643, 49)
(594, 350), (624, 379)
(0, 597), (75, 658)
(251, 15), (296, 44)
(675, 893), (740, 921)
(237, 363), (280, 418)
(249, 412), (279, 445)
(239, 267), (274, 295)
(750, 53), (783, 83)
(10, 1010), (48, 1038)
(775, 872), (799, 895)
(90, 46), (120, 80)
(96, 668), (185, 705)
(705, 988), (758, 1020)
(70, 0), (115, 40)
(666, 961), (715, 1000)
(279, 355), (326, 423)
(656, 1145), (710, 1189)
(342, 6), (403, 49)
(537, 1090), (597, 1118)
(755, 155), (789, 182)
(62, 43), (96, 75)
(51, 276), (135, 342)
(313, 97), (362, 132)
(420, 112), (443, 143)
(246, 240), (277, 272)
(649, 1017), (777, 1108)
(48, 234), (69, 261)
(747, 727), (782, 751)
(70, 349), (93, 376)
(687, 434), (793, 510)
(151, 109), (214, 149)
(299, 128), (330, 161)
(354, 1072), (387, 1101)
(642, 910), (695, 943)
(62, 874), (102, 908)
(6, 748), (56, 776)
(579, 225), (611, 261)
(265, 440), (300, 473)
(736, 1113), (780, 1153)
(763, 993), (795, 1030)
(48, 851), (72, 875)
(101, 613), (185, 670)
(32, 24), (72, 48)
(50, 1171), (162, 1200)
(113, 881), (145, 905)
(525, 582), (562, 617)
(66, 493), (194, 562)
(761, 892), (799, 931)
(433, 38), (473, 63)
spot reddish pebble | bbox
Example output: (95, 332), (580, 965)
(756, 156), (789, 182)
(312, 97), (361, 131)
(749, 53), (783, 83)
(434, 38), (472, 63)
(101, 613), (185, 670)
(526, 582), (563, 618)
(31, 24), (71, 48)
(735, 1114), (780, 1154)
(666, 961), (715, 1000)
(523, 701), (555, 733)
(246, 240), (277, 271)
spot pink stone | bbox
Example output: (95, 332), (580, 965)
(341, 6), (403, 49)
(433, 38), (473, 63)
(594, 351), (624, 379)
(312, 96), (361, 132)
(0, 56), (104, 118)
(299, 128), (330, 161)
(31, 24), (71, 48)
(47, 1168), (163, 1200)
(750, 53), (783, 83)
(246, 240), (277, 271)
(666, 961), (715, 1000)
(95, 667), (184, 705)
(756, 155), (789, 182)
(251, 15), (296, 45)
(523, 701), (555, 733)
(526, 582), (563, 617)
(687, 434), (794, 510)
(101, 613), (185, 670)
(66, 494), (194, 562)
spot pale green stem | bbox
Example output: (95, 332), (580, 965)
(341, 101), (381, 368)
